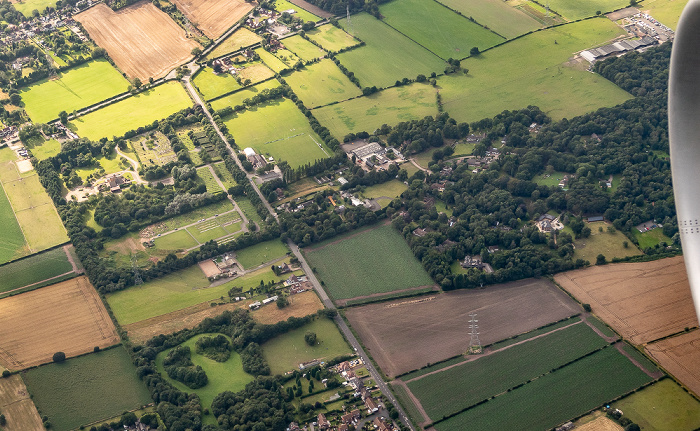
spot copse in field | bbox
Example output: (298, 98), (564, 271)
(163, 345), (209, 389)
(52, 352), (66, 363)
(195, 334), (231, 362)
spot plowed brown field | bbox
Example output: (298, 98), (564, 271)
(170, 0), (253, 39)
(646, 330), (700, 396)
(555, 257), (698, 345)
(345, 278), (580, 378)
(0, 277), (120, 370)
(0, 375), (43, 431)
(76, 2), (200, 80)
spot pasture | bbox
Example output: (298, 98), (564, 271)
(546, 0), (628, 20)
(155, 333), (254, 411)
(261, 317), (352, 375)
(284, 59), (362, 108)
(24, 137), (61, 160)
(360, 179), (407, 201)
(275, 0), (321, 22)
(235, 239), (289, 269)
(337, 13), (446, 88)
(312, 82), (438, 138)
(0, 178), (26, 264)
(23, 347), (152, 431)
(0, 276), (120, 370)
(0, 246), (73, 295)
(169, 0), (253, 39)
(75, 2), (200, 80)
(344, 278), (580, 377)
(206, 28), (263, 60)
(304, 224), (433, 302)
(193, 67), (241, 100)
(379, 0), (505, 60)
(434, 347), (653, 431)
(223, 98), (330, 169)
(12, 0), (58, 17)
(255, 47), (292, 72)
(306, 24), (360, 52)
(238, 61), (276, 84)
(435, 0), (541, 39)
(404, 322), (608, 421)
(615, 376), (700, 430)
(554, 256), (698, 345)
(573, 221), (642, 263)
(282, 35), (326, 61)
(0, 375), (43, 431)
(71, 81), (192, 140)
(438, 19), (632, 122)
(20, 59), (129, 124)
(642, 0), (689, 30)
(646, 330), (700, 397)
(211, 79), (281, 111)
(106, 263), (290, 325)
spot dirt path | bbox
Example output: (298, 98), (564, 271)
(614, 342), (664, 379)
(0, 271), (74, 297)
(408, 157), (430, 172)
(62, 244), (82, 274)
(580, 312), (619, 343)
(205, 164), (250, 232)
(391, 380), (432, 427)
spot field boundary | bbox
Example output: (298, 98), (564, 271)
(339, 285), (438, 307)
(0, 172), (29, 252)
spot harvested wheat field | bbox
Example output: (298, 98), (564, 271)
(555, 257), (698, 345)
(345, 278), (580, 378)
(170, 0), (253, 39)
(0, 276), (120, 370)
(76, 2), (200, 80)
(0, 375), (43, 431)
(646, 330), (700, 396)
(251, 290), (323, 324)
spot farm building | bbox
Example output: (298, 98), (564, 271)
(580, 36), (657, 63)
(249, 301), (261, 309)
(262, 295), (278, 305)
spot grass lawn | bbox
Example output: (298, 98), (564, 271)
(285, 59), (362, 108)
(379, 0), (505, 60)
(153, 229), (199, 251)
(634, 227), (673, 249)
(107, 263), (291, 325)
(435, 347), (653, 430)
(438, 19), (632, 123)
(236, 196), (264, 224)
(206, 28), (263, 60)
(0, 247), (72, 294)
(613, 378), (700, 431)
(262, 317), (352, 375)
(641, 0), (689, 30)
(24, 137), (61, 160)
(533, 171), (570, 187)
(197, 166), (224, 193)
(573, 221), (641, 263)
(193, 67), (242, 100)
(23, 347), (152, 431)
(406, 322), (608, 420)
(155, 333), (254, 412)
(435, 0), (541, 39)
(20, 59), (129, 124)
(73, 152), (130, 180)
(213, 162), (237, 189)
(547, 0), (629, 20)
(255, 48), (294, 73)
(361, 179), (407, 200)
(304, 224), (434, 300)
(306, 24), (360, 52)
(275, 0), (321, 22)
(313, 82), (437, 138)
(452, 141), (475, 156)
(70, 81), (192, 140)
(210, 79), (281, 110)
(12, 0), (59, 17)
(0, 180), (27, 264)
(337, 13), (446, 88)
(282, 35), (326, 61)
(235, 239), (289, 269)
(223, 98), (330, 168)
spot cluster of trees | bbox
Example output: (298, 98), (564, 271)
(163, 346), (209, 389)
(302, 0), (385, 17)
(241, 342), (269, 375)
(195, 334), (231, 362)
(385, 113), (470, 154)
(211, 377), (293, 431)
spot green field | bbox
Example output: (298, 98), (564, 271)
(255, 48), (294, 73)
(73, 151), (130, 180)
(361, 180), (407, 208)
(193, 67), (242, 100)
(282, 35), (326, 61)
(206, 27), (263, 60)
(438, 19), (632, 122)
(634, 227), (673, 249)
(434, 347), (654, 431)
(306, 24), (360, 52)
(239, 62), (276, 84)
(261, 318), (352, 375)
(70, 81), (193, 140)
(152, 229), (199, 251)
(236, 196), (264, 224)
(304, 224), (434, 300)
(642, 0), (689, 30)
(435, 0), (541, 39)
(21, 59), (129, 124)
(613, 378), (700, 431)
(107, 263), (288, 325)
(533, 171), (570, 187)
(338, 13), (446, 88)
(235, 239), (289, 269)
(0, 181), (26, 264)
(211, 79), (282, 111)
(223, 98), (330, 168)
(24, 136), (61, 160)
(546, 0), (628, 20)
(574, 221), (642, 263)
(405, 322), (608, 420)
(0, 247), (72, 294)
(23, 347), (152, 431)
(13, 0), (59, 17)
(312, 82), (437, 138)
(197, 166), (224, 193)
(275, 0), (321, 22)
(284, 59), (362, 108)
(155, 333), (254, 411)
(379, 0), (505, 60)
(213, 162), (237, 189)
